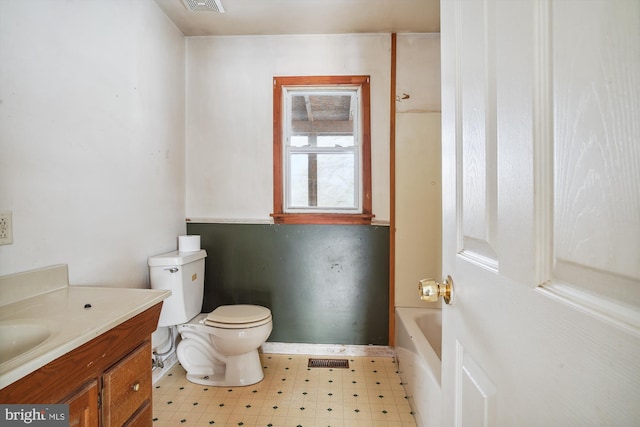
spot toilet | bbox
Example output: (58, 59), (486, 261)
(148, 250), (272, 387)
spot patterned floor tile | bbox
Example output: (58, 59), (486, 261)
(152, 354), (416, 427)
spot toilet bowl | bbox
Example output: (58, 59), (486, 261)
(148, 249), (273, 387)
(177, 306), (272, 386)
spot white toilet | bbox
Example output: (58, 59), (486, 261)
(148, 249), (273, 387)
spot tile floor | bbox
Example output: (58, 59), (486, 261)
(152, 353), (417, 427)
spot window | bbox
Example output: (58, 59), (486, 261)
(272, 76), (373, 225)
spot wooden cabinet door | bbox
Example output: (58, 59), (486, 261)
(123, 402), (152, 427)
(63, 380), (99, 427)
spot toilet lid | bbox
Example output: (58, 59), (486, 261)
(204, 305), (271, 329)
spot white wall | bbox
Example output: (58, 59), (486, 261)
(183, 32), (441, 306)
(0, 0), (186, 288)
(395, 34), (443, 308)
(185, 34), (391, 223)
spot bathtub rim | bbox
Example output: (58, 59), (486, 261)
(394, 306), (442, 387)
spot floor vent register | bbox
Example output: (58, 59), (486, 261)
(307, 358), (350, 369)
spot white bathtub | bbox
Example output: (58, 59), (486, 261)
(395, 307), (442, 427)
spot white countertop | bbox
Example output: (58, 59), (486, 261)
(0, 266), (170, 389)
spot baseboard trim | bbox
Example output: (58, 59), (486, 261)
(152, 352), (179, 384)
(261, 342), (395, 358)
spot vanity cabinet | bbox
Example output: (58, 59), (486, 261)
(0, 303), (162, 427)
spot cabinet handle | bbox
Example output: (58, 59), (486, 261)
(131, 382), (140, 392)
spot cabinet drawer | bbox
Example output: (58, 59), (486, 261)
(102, 342), (151, 427)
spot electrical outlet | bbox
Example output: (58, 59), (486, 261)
(0, 211), (13, 245)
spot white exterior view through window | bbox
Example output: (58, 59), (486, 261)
(286, 89), (360, 212)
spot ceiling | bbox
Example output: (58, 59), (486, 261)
(153, 0), (440, 37)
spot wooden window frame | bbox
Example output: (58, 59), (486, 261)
(271, 75), (373, 225)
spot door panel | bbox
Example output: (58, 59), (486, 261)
(458, 0), (498, 267)
(455, 341), (497, 427)
(542, 0), (640, 319)
(441, 0), (640, 425)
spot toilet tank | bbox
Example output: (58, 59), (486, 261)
(148, 249), (207, 327)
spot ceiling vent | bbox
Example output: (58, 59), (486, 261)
(181, 0), (225, 13)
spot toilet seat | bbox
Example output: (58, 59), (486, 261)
(205, 305), (272, 329)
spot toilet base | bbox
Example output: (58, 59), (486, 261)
(183, 349), (265, 387)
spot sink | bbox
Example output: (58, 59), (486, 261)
(0, 324), (51, 364)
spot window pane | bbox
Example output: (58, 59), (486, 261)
(289, 93), (354, 137)
(317, 135), (355, 147)
(317, 153), (355, 208)
(289, 152), (355, 209)
(290, 135), (308, 147)
(290, 154), (309, 207)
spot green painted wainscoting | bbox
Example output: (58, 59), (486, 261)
(186, 223), (390, 345)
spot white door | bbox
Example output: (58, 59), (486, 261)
(440, 0), (640, 425)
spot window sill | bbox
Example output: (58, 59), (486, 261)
(270, 213), (374, 225)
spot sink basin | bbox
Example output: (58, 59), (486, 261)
(0, 324), (51, 364)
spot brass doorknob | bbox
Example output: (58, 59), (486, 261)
(418, 276), (453, 304)
(131, 382), (140, 392)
